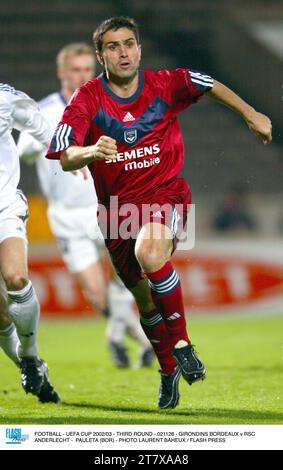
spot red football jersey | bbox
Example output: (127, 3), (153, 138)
(46, 68), (213, 206)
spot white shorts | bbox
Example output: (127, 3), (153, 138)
(0, 190), (29, 244)
(47, 203), (105, 273)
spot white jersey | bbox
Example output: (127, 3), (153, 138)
(17, 91), (97, 208)
(0, 83), (50, 211)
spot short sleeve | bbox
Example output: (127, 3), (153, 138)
(0, 85), (25, 137)
(0, 84), (50, 146)
(46, 87), (93, 160)
(170, 68), (213, 109)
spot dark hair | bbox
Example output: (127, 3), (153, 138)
(93, 16), (140, 53)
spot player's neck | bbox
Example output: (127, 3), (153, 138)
(62, 88), (73, 104)
(106, 72), (139, 99)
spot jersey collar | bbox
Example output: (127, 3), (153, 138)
(99, 71), (144, 103)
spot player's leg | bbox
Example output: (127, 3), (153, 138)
(0, 236), (59, 402)
(50, 202), (145, 369)
(0, 193), (60, 402)
(106, 279), (131, 367)
(49, 204), (110, 316)
(55, 230), (131, 367)
(92, 214), (153, 368)
(129, 278), (174, 373)
(58, 235), (128, 367)
(73, 260), (132, 368)
(104, 223), (177, 408)
(0, 237), (40, 359)
(73, 261), (108, 315)
(98, 220), (153, 367)
(105, 232), (177, 374)
(135, 221), (205, 386)
(124, 310), (155, 369)
(129, 277), (180, 408)
(135, 222), (191, 346)
(74, 265), (141, 369)
(0, 273), (19, 365)
(107, 278), (154, 368)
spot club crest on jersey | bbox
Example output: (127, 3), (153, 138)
(124, 128), (137, 145)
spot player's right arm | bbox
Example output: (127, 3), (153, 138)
(60, 136), (117, 171)
(46, 85), (117, 168)
(207, 80), (272, 145)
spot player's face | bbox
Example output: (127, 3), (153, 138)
(97, 28), (141, 81)
(58, 54), (95, 93)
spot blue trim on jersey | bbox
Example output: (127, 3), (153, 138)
(92, 96), (169, 147)
(50, 131), (59, 153)
(99, 71), (144, 103)
(0, 83), (19, 95)
(50, 124), (74, 153)
(188, 70), (213, 93)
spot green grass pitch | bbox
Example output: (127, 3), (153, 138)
(0, 315), (282, 424)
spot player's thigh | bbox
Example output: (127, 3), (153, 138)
(59, 236), (107, 297)
(135, 222), (173, 269)
(0, 237), (28, 283)
(73, 260), (107, 300)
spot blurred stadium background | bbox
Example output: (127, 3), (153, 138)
(0, 0), (283, 424)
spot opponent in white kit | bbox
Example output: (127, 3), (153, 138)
(17, 43), (154, 368)
(0, 83), (60, 402)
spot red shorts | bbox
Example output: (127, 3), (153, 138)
(98, 178), (192, 288)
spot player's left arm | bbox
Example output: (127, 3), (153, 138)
(207, 80), (272, 145)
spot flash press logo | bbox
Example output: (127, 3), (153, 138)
(6, 428), (29, 445)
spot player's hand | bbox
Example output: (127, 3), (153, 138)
(245, 111), (272, 145)
(91, 136), (117, 160)
(71, 167), (88, 180)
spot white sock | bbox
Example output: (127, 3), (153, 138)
(0, 323), (20, 366)
(106, 280), (129, 344)
(7, 281), (39, 358)
(126, 311), (152, 351)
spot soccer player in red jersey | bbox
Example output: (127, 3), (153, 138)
(46, 17), (272, 409)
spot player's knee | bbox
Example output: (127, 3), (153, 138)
(84, 286), (107, 311)
(135, 244), (164, 272)
(4, 273), (29, 292)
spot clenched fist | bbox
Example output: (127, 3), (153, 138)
(92, 136), (117, 160)
(246, 111), (272, 145)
